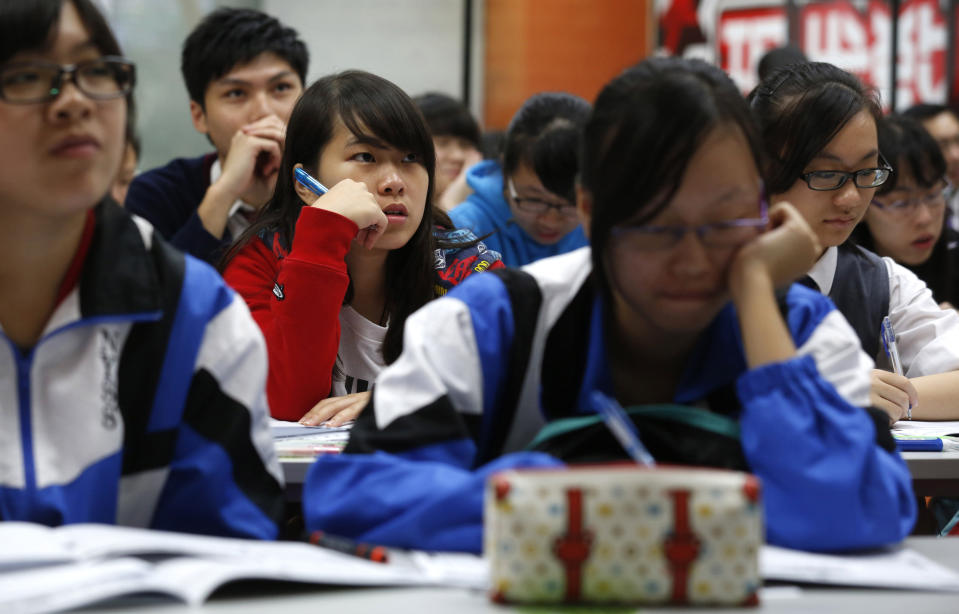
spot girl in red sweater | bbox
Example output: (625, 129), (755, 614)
(222, 70), (503, 425)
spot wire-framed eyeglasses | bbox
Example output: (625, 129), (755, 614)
(609, 193), (769, 252)
(871, 182), (951, 218)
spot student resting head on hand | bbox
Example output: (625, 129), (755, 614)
(300, 57), (915, 554)
(221, 70), (504, 426)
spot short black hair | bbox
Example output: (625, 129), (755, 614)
(0, 0), (122, 64)
(757, 45), (808, 82)
(749, 62), (882, 195)
(181, 8), (308, 107)
(582, 57), (764, 300)
(903, 103), (956, 123)
(413, 92), (481, 148)
(876, 114), (946, 194)
(502, 92), (591, 204)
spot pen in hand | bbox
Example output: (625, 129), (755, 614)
(294, 167), (328, 196)
(590, 391), (656, 467)
(881, 316), (912, 420)
(294, 167), (380, 234)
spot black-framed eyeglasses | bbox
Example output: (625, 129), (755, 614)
(0, 56), (135, 104)
(871, 181), (951, 218)
(799, 154), (893, 191)
(609, 191), (769, 252)
(506, 177), (578, 218)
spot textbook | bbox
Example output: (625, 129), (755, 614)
(0, 523), (487, 614)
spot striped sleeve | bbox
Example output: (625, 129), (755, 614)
(304, 271), (562, 552)
(737, 286), (915, 551)
(148, 257), (284, 539)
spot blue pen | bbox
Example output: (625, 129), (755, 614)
(294, 167), (328, 196)
(881, 316), (911, 419)
(590, 391), (656, 467)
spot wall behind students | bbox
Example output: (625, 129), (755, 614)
(483, 0), (653, 130)
(96, 0), (483, 172)
(262, 0), (482, 114)
(97, 0), (258, 171)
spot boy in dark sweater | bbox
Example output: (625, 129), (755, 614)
(126, 8), (307, 264)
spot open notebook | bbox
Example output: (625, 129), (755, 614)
(0, 523), (487, 614)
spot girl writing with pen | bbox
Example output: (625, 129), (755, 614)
(301, 58), (915, 554)
(750, 63), (959, 422)
(221, 71), (504, 425)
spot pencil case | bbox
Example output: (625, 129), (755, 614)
(484, 464), (763, 607)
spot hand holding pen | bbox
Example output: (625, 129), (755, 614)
(294, 167), (387, 249)
(871, 316), (918, 423)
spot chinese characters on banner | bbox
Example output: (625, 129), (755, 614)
(658, 0), (951, 109)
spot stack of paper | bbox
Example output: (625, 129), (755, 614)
(270, 418), (352, 456)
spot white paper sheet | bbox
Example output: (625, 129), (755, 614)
(761, 545), (959, 592)
(892, 420), (959, 438)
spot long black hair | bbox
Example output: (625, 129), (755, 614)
(224, 70), (466, 364)
(748, 62), (882, 195)
(581, 57), (765, 299)
(875, 115), (947, 195)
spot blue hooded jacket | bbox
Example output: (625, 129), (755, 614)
(448, 160), (588, 267)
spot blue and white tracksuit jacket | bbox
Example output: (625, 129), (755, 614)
(0, 200), (284, 539)
(303, 248), (916, 553)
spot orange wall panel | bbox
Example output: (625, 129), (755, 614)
(484, 0), (652, 130)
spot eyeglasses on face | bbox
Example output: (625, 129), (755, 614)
(871, 182), (951, 218)
(799, 154), (893, 191)
(609, 193), (769, 253)
(506, 178), (578, 218)
(0, 56), (135, 104)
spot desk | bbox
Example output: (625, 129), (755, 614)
(902, 451), (959, 496)
(74, 537), (959, 613)
(283, 454), (959, 492)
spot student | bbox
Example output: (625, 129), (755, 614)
(0, 0), (283, 537)
(448, 92), (590, 266)
(750, 62), (959, 422)
(125, 8), (307, 264)
(852, 115), (959, 309)
(903, 103), (959, 229)
(221, 70), (504, 425)
(301, 58), (915, 554)
(414, 92), (483, 211)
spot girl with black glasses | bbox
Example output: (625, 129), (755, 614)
(751, 62), (959, 422)
(0, 0), (283, 537)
